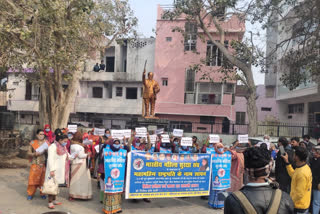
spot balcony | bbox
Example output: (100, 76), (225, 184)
(81, 71), (142, 82)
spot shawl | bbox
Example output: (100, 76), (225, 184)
(44, 124), (54, 143)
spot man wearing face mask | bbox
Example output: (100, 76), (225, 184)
(27, 129), (49, 200)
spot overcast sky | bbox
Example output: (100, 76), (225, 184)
(128, 0), (265, 85)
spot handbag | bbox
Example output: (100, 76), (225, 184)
(42, 176), (59, 195)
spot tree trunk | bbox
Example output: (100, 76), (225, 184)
(246, 88), (258, 137)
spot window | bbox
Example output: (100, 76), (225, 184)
(141, 87), (143, 97)
(106, 57), (115, 72)
(206, 41), (228, 66)
(265, 87), (275, 98)
(162, 79), (168, 86)
(92, 87), (103, 98)
(224, 83), (234, 94)
(288, 103), (304, 114)
(126, 87), (137, 99)
(200, 116), (215, 124)
(184, 22), (197, 51)
(25, 80), (32, 100)
(166, 37), (172, 42)
(197, 82), (222, 105)
(261, 107), (272, 111)
(236, 112), (246, 125)
(184, 69), (196, 104)
(116, 87), (123, 97)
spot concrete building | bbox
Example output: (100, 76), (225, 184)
(265, 3), (320, 130)
(235, 85), (279, 124)
(7, 38), (156, 128)
(153, 5), (245, 133)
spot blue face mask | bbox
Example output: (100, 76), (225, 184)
(45, 129), (50, 132)
(136, 143), (140, 147)
(182, 146), (188, 150)
(105, 134), (110, 138)
(161, 143), (168, 148)
(218, 148), (224, 152)
(209, 144), (214, 148)
(68, 134), (73, 138)
(174, 141), (179, 146)
(62, 142), (67, 147)
(113, 144), (120, 149)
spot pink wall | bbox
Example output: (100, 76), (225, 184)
(154, 5), (245, 121)
(235, 85), (279, 123)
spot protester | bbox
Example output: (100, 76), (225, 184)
(275, 137), (295, 193)
(44, 124), (54, 144)
(192, 136), (200, 153)
(228, 141), (245, 192)
(102, 139), (126, 214)
(27, 129), (48, 200)
(208, 142), (229, 209)
(176, 137), (193, 154)
(67, 131), (74, 153)
(155, 136), (174, 153)
(310, 146), (320, 214)
(45, 129), (72, 209)
(303, 135), (314, 153)
(224, 147), (294, 214)
(69, 132), (92, 201)
(291, 137), (300, 147)
(282, 146), (312, 214)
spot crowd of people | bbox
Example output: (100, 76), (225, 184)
(26, 124), (320, 214)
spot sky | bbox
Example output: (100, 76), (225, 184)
(128, 0), (265, 85)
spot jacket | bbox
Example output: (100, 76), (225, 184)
(275, 146), (295, 193)
(310, 157), (320, 190)
(224, 184), (294, 214)
(286, 163), (312, 209)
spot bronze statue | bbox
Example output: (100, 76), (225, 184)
(142, 67), (160, 118)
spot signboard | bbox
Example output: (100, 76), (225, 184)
(94, 128), (105, 136)
(161, 135), (170, 143)
(155, 128), (164, 135)
(135, 127), (147, 138)
(211, 151), (232, 190)
(238, 134), (249, 144)
(67, 125), (77, 133)
(125, 152), (212, 199)
(111, 130), (132, 139)
(104, 148), (127, 193)
(173, 129), (184, 137)
(209, 135), (220, 144)
(181, 137), (192, 146)
(149, 135), (157, 145)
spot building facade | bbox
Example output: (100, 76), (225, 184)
(153, 5), (245, 133)
(7, 38), (155, 129)
(265, 4), (320, 129)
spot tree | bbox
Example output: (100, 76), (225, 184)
(164, 0), (261, 136)
(0, 0), (137, 130)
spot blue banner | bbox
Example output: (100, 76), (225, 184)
(125, 152), (212, 199)
(211, 151), (232, 190)
(104, 148), (127, 193)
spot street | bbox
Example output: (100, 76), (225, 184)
(0, 168), (223, 214)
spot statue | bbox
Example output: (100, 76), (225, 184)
(142, 65), (160, 118)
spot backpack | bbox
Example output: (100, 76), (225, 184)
(232, 189), (282, 214)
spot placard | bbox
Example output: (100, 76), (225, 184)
(67, 125), (77, 133)
(125, 152), (212, 199)
(94, 128), (105, 136)
(135, 127), (147, 138)
(161, 134), (170, 143)
(209, 135), (220, 143)
(123, 130), (132, 138)
(173, 129), (184, 137)
(181, 137), (192, 146)
(149, 134), (157, 144)
(155, 128), (164, 135)
(238, 134), (249, 144)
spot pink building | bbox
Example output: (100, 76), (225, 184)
(154, 5), (245, 133)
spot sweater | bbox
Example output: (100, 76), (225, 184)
(286, 163), (312, 210)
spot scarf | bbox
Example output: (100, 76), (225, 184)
(55, 141), (67, 156)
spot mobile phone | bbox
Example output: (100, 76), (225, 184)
(279, 146), (286, 156)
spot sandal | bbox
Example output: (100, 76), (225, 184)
(53, 201), (62, 205)
(48, 203), (55, 209)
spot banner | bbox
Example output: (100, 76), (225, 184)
(211, 151), (232, 190)
(125, 152), (212, 199)
(104, 148), (127, 193)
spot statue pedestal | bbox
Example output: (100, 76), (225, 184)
(144, 116), (159, 119)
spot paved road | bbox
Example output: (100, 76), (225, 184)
(0, 168), (223, 214)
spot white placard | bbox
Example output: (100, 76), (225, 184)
(111, 130), (124, 139)
(238, 134), (249, 144)
(135, 127), (147, 138)
(67, 125), (77, 133)
(149, 134), (157, 145)
(209, 134), (220, 143)
(155, 128), (164, 135)
(94, 128), (105, 136)
(36, 142), (49, 154)
(123, 130), (132, 138)
(161, 134), (170, 143)
(181, 137), (192, 146)
(94, 145), (100, 153)
(173, 129), (184, 137)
